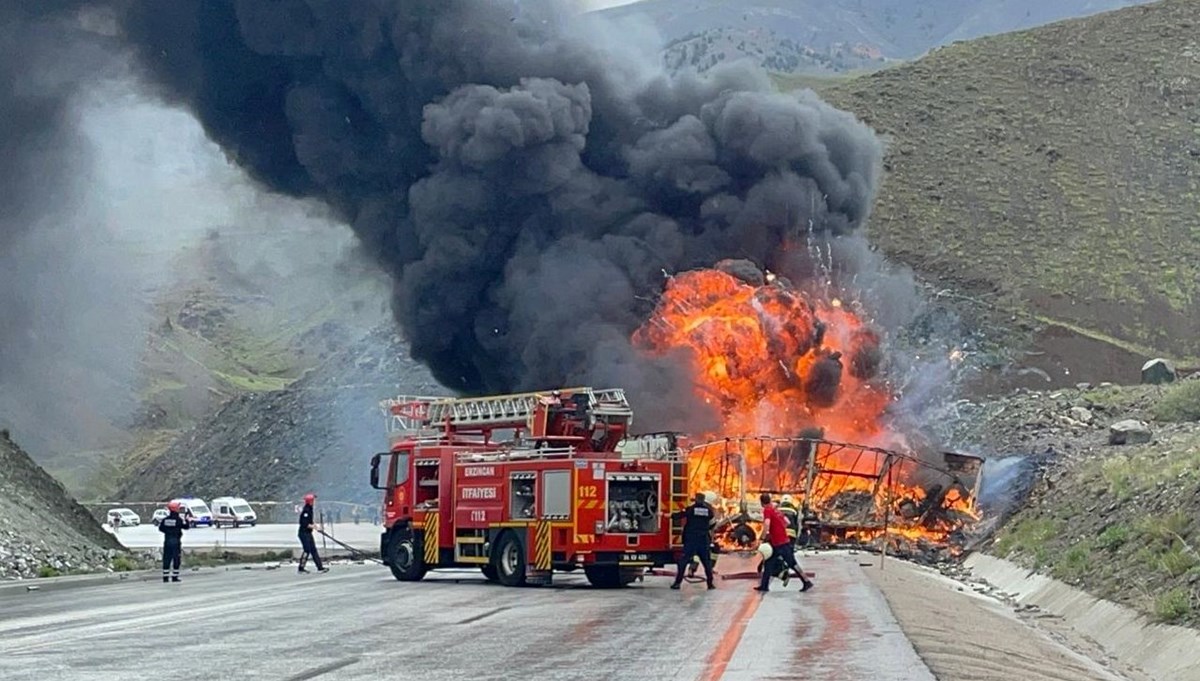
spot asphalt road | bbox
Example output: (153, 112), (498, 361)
(111, 523), (381, 552)
(0, 554), (931, 681)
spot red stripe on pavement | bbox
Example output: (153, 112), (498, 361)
(700, 592), (762, 681)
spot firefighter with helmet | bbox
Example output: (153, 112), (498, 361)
(670, 492), (717, 590)
(778, 495), (800, 545)
(774, 494), (802, 584)
(158, 501), (188, 583)
(297, 493), (328, 574)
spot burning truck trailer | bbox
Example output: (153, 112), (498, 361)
(685, 437), (984, 562)
(629, 259), (986, 562)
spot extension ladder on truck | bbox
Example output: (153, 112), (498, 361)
(380, 387), (633, 439)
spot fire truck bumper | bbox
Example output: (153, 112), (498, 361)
(586, 551), (677, 568)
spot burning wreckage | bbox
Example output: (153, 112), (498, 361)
(621, 433), (983, 563)
(628, 259), (984, 562)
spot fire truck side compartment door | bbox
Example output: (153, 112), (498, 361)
(541, 470), (570, 518)
(509, 473), (537, 520)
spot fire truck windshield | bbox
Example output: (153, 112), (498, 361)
(370, 452), (410, 490)
(390, 453), (410, 486)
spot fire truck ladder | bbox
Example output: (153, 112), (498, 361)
(389, 388), (633, 430)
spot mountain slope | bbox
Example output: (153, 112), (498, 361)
(114, 327), (445, 506)
(815, 0), (1200, 385)
(597, 0), (1156, 74)
(0, 430), (121, 579)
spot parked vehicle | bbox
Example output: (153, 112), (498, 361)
(151, 508), (169, 526)
(107, 508), (141, 527)
(170, 497), (213, 527)
(211, 497), (258, 528)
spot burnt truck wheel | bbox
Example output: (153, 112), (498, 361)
(584, 565), (640, 588)
(492, 531), (526, 587)
(387, 529), (427, 582)
(730, 523), (756, 547)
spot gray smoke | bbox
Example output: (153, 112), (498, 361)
(5, 0), (884, 431)
(0, 4), (124, 456)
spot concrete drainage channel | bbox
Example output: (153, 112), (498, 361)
(965, 554), (1200, 681)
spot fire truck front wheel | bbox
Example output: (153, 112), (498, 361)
(584, 565), (640, 588)
(386, 529), (427, 582)
(491, 531), (526, 587)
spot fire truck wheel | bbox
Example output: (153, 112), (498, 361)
(386, 529), (427, 582)
(492, 531), (526, 587)
(481, 565), (498, 582)
(584, 565), (639, 588)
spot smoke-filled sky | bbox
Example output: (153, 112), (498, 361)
(2, 0), (884, 432)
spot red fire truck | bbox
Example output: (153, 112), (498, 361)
(369, 387), (689, 587)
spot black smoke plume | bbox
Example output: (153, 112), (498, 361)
(8, 0), (884, 429)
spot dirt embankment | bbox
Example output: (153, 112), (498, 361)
(0, 430), (122, 579)
(950, 373), (1200, 628)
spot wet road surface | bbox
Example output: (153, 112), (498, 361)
(0, 554), (931, 680)
(111, 522), (380, 551)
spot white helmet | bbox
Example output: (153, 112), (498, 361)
(703, 490), (719, 505)
(781, 494), (794, 505)
(757, 542), (773, 560)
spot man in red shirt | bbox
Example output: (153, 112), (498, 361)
(754, 493), (814, 593)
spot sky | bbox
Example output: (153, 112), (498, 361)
(578, 0), (643, 10)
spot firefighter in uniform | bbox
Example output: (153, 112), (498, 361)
(297, 493), (328, 574)
(670, 492), (716, 590)
(158, 501), (187, 583)
(687, 491), (724, 579)
(775, 494), (801, 584)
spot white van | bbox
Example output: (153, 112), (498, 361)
(171, 497), (214, 527)
(211, 497), (257, 528)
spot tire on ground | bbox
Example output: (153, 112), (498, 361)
(386, 528), (427, 582)
(584, 565), (640, 588)
(491, 531), (527, 587)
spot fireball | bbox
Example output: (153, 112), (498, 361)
(633, 261), (977, 552)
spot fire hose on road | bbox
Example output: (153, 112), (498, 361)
(316, 528), (382, 564)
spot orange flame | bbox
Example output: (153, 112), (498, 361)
(634, 267), (976, 552)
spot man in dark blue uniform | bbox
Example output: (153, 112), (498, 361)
(670, 492), (716, 590)
(298, 493), (328, 574)
(158, 501), (187, 583)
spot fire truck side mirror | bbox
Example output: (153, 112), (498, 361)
(369, 453), (386, 490)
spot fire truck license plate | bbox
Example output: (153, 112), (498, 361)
(623, 553), (648, 561)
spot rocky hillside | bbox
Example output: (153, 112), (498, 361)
(949, 370), (1200, 627)
(819, 0), (1200, 389)
(0, 430), (122, 580)
(114, 327), (445, 506)
(599, 0), (1154, 74)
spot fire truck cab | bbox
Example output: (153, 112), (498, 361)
(369, 388), (688, 588)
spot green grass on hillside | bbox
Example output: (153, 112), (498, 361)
(821, 0), (1200, 364)
(770, 69), (869, 95)
(995, 428), (1200, 626)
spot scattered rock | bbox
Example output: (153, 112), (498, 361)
(1140, 358), (1177, 385)
(1068, 406), (1094, 424)
(1108, 419), (1152, 445)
